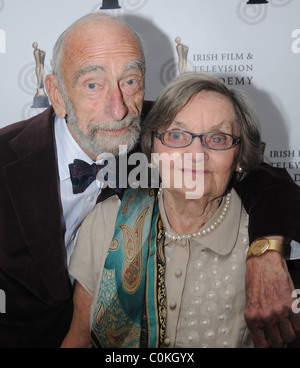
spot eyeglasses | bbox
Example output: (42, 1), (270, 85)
(155, 130), (241, 151)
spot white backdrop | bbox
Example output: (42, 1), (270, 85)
(0, 0), (299, 183)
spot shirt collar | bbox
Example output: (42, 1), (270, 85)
(159, 189), (243, 256)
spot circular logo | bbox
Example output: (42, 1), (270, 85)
(269, 0), (292, 7)
(236, 0), (268, 25)
(18, 62), (51, 95)
(159, 58), (178, 87)
(121, 0), (148, 12)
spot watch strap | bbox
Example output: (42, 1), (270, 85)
(247, 239), (284, 260)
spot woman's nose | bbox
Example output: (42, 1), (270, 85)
(187, 136), (208, 161)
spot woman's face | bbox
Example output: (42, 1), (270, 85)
(153, 90), (240, 200)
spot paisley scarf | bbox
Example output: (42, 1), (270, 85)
(91, 188), (166, 348)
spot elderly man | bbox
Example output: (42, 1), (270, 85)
(0, 13), (299, 348)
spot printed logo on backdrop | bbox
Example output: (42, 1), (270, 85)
(237, 0), (293, 25)
(160, 37), (193, 86)
(19, 42), (51, 120)
(31, 42), (50, 109)
(268, 149), (300, 183)
(160, 0), (293, 88)
(267, 23), (300, 184)
(160, 36), (254, 88)
(0, 0), (5, 54)
(119, 0), (148, 12)
(292, 29), (300, 54)
(92, 0), (148, 14)
(193, 52), (254, 87)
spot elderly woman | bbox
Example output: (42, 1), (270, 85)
(63, 73), (281, 348)
(139, 72), (263, 348)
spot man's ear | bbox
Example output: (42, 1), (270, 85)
(45, 74), (67, 118)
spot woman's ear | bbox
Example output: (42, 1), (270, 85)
(45, 74), (67, 118)
(235, 160), (243, 173)
(236, 165), (244, 175)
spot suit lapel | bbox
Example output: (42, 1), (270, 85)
(3, 107), (71, 300)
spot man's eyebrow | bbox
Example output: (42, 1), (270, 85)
(73, 60), (146, 85)
(73, 65), (106, 84)
(123, 60), (146, 78)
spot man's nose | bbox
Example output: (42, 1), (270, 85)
(107, 86), (129, 122)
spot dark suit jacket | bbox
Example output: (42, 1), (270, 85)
(0, 104), (300, 347)
(0, 107), (73, 347)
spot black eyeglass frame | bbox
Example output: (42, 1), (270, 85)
(155, 130), (241, 151)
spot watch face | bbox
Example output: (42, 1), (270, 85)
(251, 239), (269, 255)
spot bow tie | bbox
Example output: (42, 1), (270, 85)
(68, 159), (107, 194)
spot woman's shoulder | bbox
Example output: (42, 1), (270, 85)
(84, 194), (121, 228)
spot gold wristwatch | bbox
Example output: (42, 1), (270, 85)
(246, 238), (284, 260)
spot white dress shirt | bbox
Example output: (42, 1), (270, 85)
(54, 116), (102, 266)
(291, 240), (300, 259)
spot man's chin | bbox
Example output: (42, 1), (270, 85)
(101, 126), (130, 135)
(92, 141), (128, 156)
(98, 133), (139, 155)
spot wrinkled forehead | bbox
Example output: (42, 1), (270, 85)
(60, 20), (143, 81)
(63, 19), (142, 62)
(182, 91), (237, 122)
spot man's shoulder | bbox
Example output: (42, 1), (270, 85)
(0, 107), (54, 142)
(0, 117), (31, 142)
(0, 107), (54, 162)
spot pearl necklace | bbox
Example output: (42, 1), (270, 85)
(157, 187), (231, 241)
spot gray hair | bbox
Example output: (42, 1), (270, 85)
(51, 13), (146, 93)
(141, 72), (264, 177)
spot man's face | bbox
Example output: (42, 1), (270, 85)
(59, 20), (145, 158)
